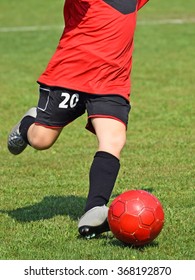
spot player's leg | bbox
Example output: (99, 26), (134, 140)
(78, 95), (130, 238)
(85, 117), (126, 211)
(78, 118), (127, 238)
(8, 85), (85, 154)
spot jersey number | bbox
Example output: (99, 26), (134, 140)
(59, 92), (79, 109)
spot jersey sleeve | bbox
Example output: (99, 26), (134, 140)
(137, 0), (149, 10)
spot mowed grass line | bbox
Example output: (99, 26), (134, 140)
(0, 1), (195, 260)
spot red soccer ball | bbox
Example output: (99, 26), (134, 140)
(108, 190), (165, 246)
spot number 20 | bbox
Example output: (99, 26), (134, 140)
(59, 92), (79, 109)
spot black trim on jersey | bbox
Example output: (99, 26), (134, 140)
(102, 0), (137, 15)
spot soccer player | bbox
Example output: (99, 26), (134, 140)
(8, 0), (149, 238)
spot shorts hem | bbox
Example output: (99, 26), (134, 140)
(34, 122), (65, 129)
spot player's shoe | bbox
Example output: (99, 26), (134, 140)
(7, 107), (37, 155)
(78, 205), (110, 239)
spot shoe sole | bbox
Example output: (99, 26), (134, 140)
(79, 219), (110, 239)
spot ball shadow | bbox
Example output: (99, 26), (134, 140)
(108, 237), (159, 250)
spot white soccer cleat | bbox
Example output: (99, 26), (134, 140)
(78, 205), (110, 239)
(7, 107), (37, 155)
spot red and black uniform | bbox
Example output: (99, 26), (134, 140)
(38, 0), (149, 102)
(17, 0), (150, 224)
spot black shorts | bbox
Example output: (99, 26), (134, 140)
(36, 85), (131, 133)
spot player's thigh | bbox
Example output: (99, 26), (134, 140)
(91, 117), (127, 157)
(29, 85), (86, 149)
(36, 85), (86, 127)
(86, 94), (130, 133)
(86, 95), (131, 158)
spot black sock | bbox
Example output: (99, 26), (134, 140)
(19, 116), (35, 144)
(85, 151), (120, 212)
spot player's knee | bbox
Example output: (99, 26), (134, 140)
(29, 135), (54, 150)
(27, 124), (61, 150)
(111, 133), (126, 152)
(99, 133), (126, 158)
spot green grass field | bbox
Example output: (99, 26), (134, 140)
(0, 0), (194, 260)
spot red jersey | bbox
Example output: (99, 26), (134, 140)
(38, 0), (149, 101)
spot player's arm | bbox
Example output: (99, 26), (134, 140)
(137, 0), (149, 10)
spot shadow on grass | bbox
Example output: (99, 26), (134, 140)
(0, 195), (86, 222)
